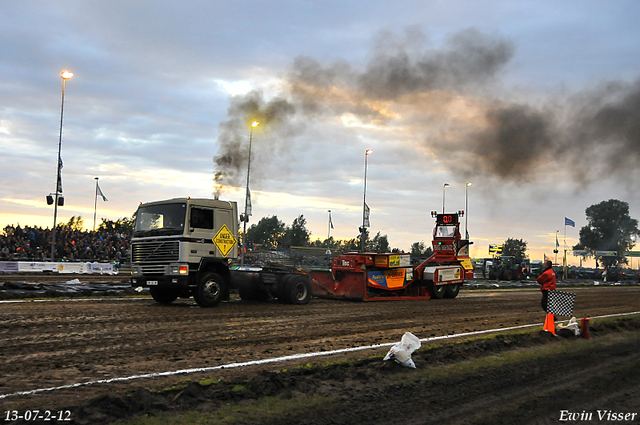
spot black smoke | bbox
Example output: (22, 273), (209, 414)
(213, 26), (640, 194)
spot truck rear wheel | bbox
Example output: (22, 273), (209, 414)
(431, 283), (446, 299)
(286, 275), (312, 305)
(150, 287), (178, 304)
(444, 283), (460, 298)
(194, 272), (225, 307)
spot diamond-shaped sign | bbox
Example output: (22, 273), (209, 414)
(212, 224), (237, 257)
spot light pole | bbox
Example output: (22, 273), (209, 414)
(465, 182), (472, 239)
(240, 121), (259, 267)
(442, 183), (450, 214)
(361, 149), (373, 252)
(50, 70), (73, 262)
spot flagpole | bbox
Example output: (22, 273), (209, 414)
(361, 149), (372, 252)
(555, 230), (559, 266)
(93, 177), (99, 231)
(327, 210), (331, 240)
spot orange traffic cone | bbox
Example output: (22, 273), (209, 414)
(543, 313), (556, 335)
(581, 317), (590, 339)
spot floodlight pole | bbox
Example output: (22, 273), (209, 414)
(240, 121), (259, 267)
(51, 70), (73, 262)
(442, 183), (450, 214)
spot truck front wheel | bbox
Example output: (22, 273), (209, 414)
(194, 272), (226, 307)
(150, 287), (178, 304)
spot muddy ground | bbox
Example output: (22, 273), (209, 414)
(0, 277), (639, 424)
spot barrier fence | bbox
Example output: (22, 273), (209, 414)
(0, 261), (118, 275)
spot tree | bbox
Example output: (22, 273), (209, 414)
(410, 241), (434, 261)
(282, 215), (311, 247)
(58, 216), (84, 231)
(502, 238), (527, 259)
(343, 238), (359, 251)
(411, 241), (425, 257)
(574, 199), (639, 268)
(246, 216), (285, 249)
(370, 232), (390, 253)
(99, 217), (135, 234)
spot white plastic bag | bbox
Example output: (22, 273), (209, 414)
(557, 316), (580, 336)
(384, 332), (421, 368)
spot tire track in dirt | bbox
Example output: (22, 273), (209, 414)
(0, 287), (638, 412)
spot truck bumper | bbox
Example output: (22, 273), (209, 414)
(131, 275), (191, 289)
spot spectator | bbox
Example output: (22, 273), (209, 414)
(0, 224), (130, 263)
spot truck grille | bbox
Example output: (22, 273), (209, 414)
(132, 240), (180, 263)
(139, 265), (167, 275)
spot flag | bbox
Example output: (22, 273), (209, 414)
(97, 182), (108, 201)
(363, 203), (370, 227)
(565, 217), (575, 227)
(556, 233), (559, 248)
(546, 290), (576, 316)
(329, 212), (334, 229)
(246, 188), (252, 216)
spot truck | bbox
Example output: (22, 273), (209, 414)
(130, 198), (471, 306)
(130, 197), (312, 307)
(307, 212), (472, 300)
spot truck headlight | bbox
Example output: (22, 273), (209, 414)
(170, 264), (188, 275)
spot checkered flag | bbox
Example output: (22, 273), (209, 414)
(546, 290), (576, 317)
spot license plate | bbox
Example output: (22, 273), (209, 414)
(147, 280), (158, 286)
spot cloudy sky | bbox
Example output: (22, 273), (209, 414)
(2, 1), (640, 265)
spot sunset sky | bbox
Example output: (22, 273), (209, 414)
(2, 1), (640, 265)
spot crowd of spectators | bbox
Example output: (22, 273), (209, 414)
(0, 225), (130, 263)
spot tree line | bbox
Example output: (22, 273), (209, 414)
(244, 214), (396, 253)
(486, 199), (639, 269)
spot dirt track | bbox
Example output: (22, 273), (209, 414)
(1, 285), (639, 424)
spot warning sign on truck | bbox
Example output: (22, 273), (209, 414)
(212, 224), (237, 257)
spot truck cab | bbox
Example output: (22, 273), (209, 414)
(130, 197), (238, 307)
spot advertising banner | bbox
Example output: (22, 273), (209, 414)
(368, 268), (407, 289)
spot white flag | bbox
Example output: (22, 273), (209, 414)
(364, 203), (370, 227)
(97, 182), (108, 201)
(246, 188), (252, 216)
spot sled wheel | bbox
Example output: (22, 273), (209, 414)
(431, 283), (446, 299)
(194, 272), (225, 307)
(444, 283), (460, 299)
(150, 287), (178, 304)
(286, 275), (312, 305)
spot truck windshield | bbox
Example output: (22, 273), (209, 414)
(134, 203), (186, 236)
(435, 225), (456, 238)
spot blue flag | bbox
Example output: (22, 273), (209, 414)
(565, 217), (575, 227)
